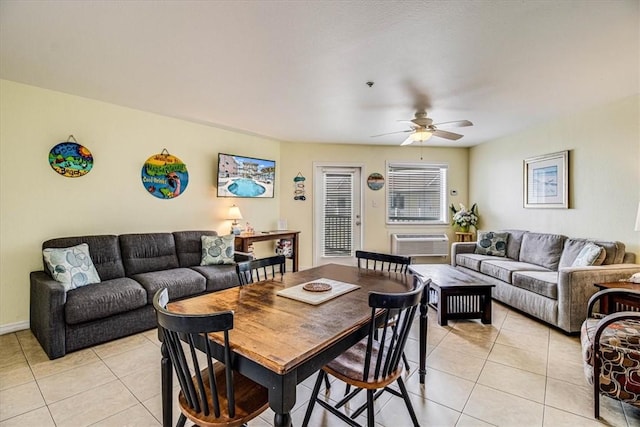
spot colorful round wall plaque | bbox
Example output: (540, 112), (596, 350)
(48, 142), (94, 177)
(367, 172), (384, 190)
(141, 150), (189, 199)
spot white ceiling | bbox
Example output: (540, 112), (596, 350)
(1, 1), (638, 147)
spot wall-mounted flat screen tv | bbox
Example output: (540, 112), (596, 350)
(217, 153), (276, 198)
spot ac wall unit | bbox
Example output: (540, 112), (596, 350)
(390, 233), (449, 257)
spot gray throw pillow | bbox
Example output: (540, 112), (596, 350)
(475, 231), (508, 257)
(201, 234), (235, 265)
(42, 243), (101, 291)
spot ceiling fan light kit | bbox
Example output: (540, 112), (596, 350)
(411, 129), (433, 142)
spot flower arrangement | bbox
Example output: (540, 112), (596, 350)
(450, 203), (479, 232)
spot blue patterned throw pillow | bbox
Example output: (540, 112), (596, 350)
(475, 231), (508, 257)
(42, 243), (101, 291)
(201, 234), (235, 265)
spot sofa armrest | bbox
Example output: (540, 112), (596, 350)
(30, 271), (67, 359)
(556, 264), (640, 332)
(450, 242), (476, 266)
(234, 251), (254, 262)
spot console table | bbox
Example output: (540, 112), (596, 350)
(235, 230), (300, 272)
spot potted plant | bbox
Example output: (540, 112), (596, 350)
(450, 203), (479, 232)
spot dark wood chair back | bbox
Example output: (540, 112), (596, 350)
(302, 275), (426, 427)
(236, 255), (286, 285)
(361, 275), (424, 383)
(153, 288), (268, 426)
(356, 250), (411, 274)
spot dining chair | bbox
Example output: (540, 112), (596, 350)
(356, 250), (412, 371)
(356, 250), (412, 274)
(580, 288), (640, 418)
(153, 288), (269, 427)
(235, 255), (286, 285)
(302, 275), (426, 427)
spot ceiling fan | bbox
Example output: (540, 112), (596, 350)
(372, 111), (473, 145)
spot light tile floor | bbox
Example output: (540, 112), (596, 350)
(1, 301), (639, 427)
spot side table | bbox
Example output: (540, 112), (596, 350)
(455, 232), (474, 242)
(235, 230), (300, 272)
(594, 281), (640, 314)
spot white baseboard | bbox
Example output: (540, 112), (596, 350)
(0, 320), (29, 335)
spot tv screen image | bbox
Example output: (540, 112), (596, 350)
(217, 153), (276, 198)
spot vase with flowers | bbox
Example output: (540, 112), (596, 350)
(450, 203), (479, 232)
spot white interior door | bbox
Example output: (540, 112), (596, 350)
(313, 164), (363, 266)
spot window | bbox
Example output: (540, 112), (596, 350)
(386, 162), (448, 224)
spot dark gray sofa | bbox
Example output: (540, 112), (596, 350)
(30, 230), (250, 359)
(451, 230), (640, 333)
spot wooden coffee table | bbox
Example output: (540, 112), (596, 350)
(409, 264), (495, 326)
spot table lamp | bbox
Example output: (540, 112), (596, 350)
(228, 205), (243, 234)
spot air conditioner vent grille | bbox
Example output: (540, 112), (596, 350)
(390, 233), (449, 257)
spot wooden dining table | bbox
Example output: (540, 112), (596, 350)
(160, 263), (427, 427)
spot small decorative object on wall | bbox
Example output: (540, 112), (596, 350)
(141, 149), (189, 199)
(367, 172), (385, 190)
(48, 135), (94, 177)
(217, 153), (275, 198)
(523, 150), (569, 209)
(294, 172), (306, 201)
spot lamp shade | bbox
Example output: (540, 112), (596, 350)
(635, 201), (640, 231)
(411, 129), (433, 142)
(228, 205), (243, 221)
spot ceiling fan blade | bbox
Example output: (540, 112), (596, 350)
(432, 129), (464, 140)
(432, 120), (473, 128)
(397, 120), (421, 129)
(400, 135), (414, 146)
(370, 129), (412, 138)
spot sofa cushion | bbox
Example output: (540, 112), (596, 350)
(190, 265), (240, 292)
(456, 253), (510, 272)
(64, 277), (147, 324)
(480, 260), (550, 283)
(475, 231), (508, 257)
(519, 232), (567, 270)
(501, 230), (528, 261)
(559, 238), (591, 268)
(174, 230), (218, 267)
(120, 233), (179, 275)
(43, 243), (101, 291)
(592, 240), (626, 265)
(512, 271), (559, 299)
(42, 235), (125, 280)
(201, 235), (235, 265)
(133, 268), (206, 303)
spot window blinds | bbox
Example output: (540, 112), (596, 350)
(387, 163), (447, 224)
(322, 171), (353, 256)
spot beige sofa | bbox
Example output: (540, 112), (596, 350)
(451, 230), (640, 333)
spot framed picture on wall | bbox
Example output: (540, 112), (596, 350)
(523, 150), (569, 208)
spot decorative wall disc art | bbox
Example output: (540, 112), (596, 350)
(48, 135), (94, 177)
(367, 172), (384, 190)
(141, 149), (189, 199)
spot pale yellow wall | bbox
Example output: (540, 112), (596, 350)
(0, 80), (281, 327)
(279, 142), (470, 269)
(469, 95), (640, 259)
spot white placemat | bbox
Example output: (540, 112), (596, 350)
(276, 278), (360, 305)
